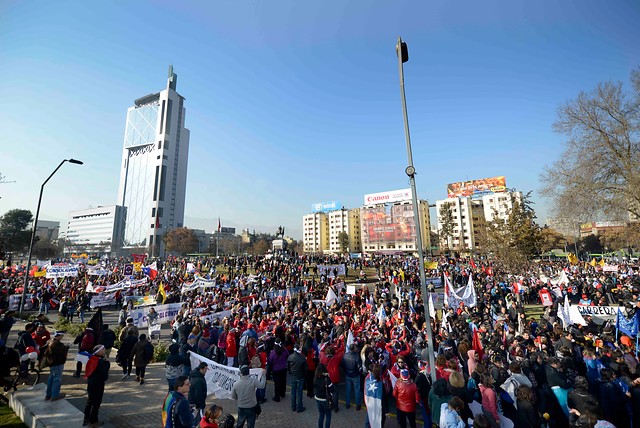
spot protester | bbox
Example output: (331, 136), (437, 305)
(74, 327), (95, 378)
(117, 329), (138, 380)
(99, 324), (116, 359)
(393, 368), (420, 428)
(231, 365), (266, 428)
(341, 343), (362, 410)
(130, 333), (154, 384)
(162, 375), (194, 428)
(287, 342), (307, 413)
(42, 331), (69, 401)
(313, 363), (334, 428)
(267, 339), (288, 402)
(83, 345), (110, 428)
(166, 343), (187, 391)
(189, 361), (209, 425)
(439, 396), (466, 428)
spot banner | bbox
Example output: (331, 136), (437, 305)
(87, 267), (110, 276)
(424, 277), (442, 288)
(539, 289), (553, 306)
(444, 275), (476, 308)
(200, 310), (232, 324)
(575, 305), (620, 323)
(602, 265), (619, 272)
(130, 302), (185, 328)
(45, 264), (79, 278)
(89, 293), (117, 309)
(189, 352), (264, 399)
(9, 294), (33, 311)
(347, 285), (356, 295)
(317, 264), (346, 278)
(124, 295), (157, 307)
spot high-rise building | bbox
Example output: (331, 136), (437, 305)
(328, 208), (361, 253)
(303, 212), (329, 253)
(116, 66), (190, 256)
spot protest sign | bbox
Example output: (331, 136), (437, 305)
(317, 264), (346, 278)
(602, 265), (619, 272)
(130, 302), (185, 328)
(200, 310), (232, 324)
(575, 305), (620, 323)
(9, 294), (33, 311)
(45, 265), (79, 278)
(424, 277), (443, 288)
(89, 293), (117, 309)
(347, 285), (356, 295)
(189, 352), (264, 399)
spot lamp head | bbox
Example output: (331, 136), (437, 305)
(68, 159), (83, 165)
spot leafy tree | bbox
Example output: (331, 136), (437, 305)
(163, 227), (199, 255)
(476, 192), (543, 270)
(0, 209), (33, 253)
(337, 232), (349, 253)
(541, 68), (640, 221)
(438, 202), (455, 252)
(580, 234), (602, 253)
(32, 238), (62, 259)
(539, 227), (567, 253)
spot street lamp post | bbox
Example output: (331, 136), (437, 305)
(396, 37), (437, 382)
(20, 158), (83, 314)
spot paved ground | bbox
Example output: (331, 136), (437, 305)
(5, 309), (424, 427)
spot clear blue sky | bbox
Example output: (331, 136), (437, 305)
(1, 0), (638, 240)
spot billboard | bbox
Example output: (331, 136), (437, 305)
(446, 176), (506, 198)
(311, 201), (341, 213)
(360, 202), (417, 245)
(363, 188), (411, 206)
(220, 227), (236, 234)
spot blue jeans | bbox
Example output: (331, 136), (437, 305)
(291, 377), (305, 411)
(237, 407), (256, 428)
(46, 364), (63, 399)
(316, 399), (332, 428)
(345, 375), (361, 407)
(39, 302), (50, 315)
(256, 386), (265, 401)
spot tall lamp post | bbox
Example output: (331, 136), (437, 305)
(20, 158), (83, 314)
(396, 37), (436, 382)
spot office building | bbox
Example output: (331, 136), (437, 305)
(35, 220), (60, 242)
(116, 66), (190, 256)
(328, 208), (361, 253)
(66, 205), (126, 255)
(303, 212), (329, 253)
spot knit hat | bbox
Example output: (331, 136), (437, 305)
(400, 369), (410, 380)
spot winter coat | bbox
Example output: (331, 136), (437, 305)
(393, 379), (420, 412)
(131, 338), (153, 367)
(287, 350), (307, 379)
(439, 403), (465, 428)
(320, 343), (345, 384)
(188, 368), (207, 410)
(225, 331), (237, 358)
(267, 348), (289, 372)
(428, 389), (452, 425)
(479, 384), (500, 423)
(118, 335), (138, 364)
(516, 399), (541, 428)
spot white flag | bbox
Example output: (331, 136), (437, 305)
(428, 293), (436, 319)
(325, 288), (338, 306)
(346, 330), (355, 348)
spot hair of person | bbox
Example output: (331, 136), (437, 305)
(175, 376), (189, 389)
(449, 371), (465, 389)
(448, 396), (464, 413)
(436, 355), (447, 368)
(473, 414), (490, 428)
(432, 378), (450, 397)
(515, 385), (534, 402)
(371, 364), (382, 381)
(315, 363), (328, 380)
(204, 404), (222, 420)
(480, 373), (494, 386)
(508, 361), (521, 373)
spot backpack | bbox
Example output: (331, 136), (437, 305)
(80, 332), (94, 352)
(144, 342), (155, 364)
(217, 414), (235, 428)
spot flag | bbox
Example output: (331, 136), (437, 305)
(567, 253), (578, 265)
(325, 287), (338, 306)
(87, 308), (104, 345)
(472, 326), (484, 360)
(133, 262), (142, 272)
(590, 258), (597, 267)
(158, 282), (167, 304)
(376, 305), (387, 322)
(425, 261), (438, 270)
(218, 217), (221, 233)
(364, 374), (383, 428)
(142, 262), (158, 280)
(443, 273), (452, 307)
(470, 258), (477, 269)
(617, 308), (639, 337)
(598, 259), (605, 267)
(428, 293), (436, 319)
(346, 330), (355, 348)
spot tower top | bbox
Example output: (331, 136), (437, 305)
(167, 65), (177, 91)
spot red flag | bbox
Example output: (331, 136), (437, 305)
(472, 327), (484, 360)
(470, 258), (477, 269)
(218, 217), (221, 233)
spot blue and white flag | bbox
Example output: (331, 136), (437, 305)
(616, 308), (639, 337)
(376, 305), (387, 323)
(364, 374), (383, 428)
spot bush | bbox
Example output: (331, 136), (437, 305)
(113, 326), (123, 349)
(52, 319), (87, 338)
(153, 341), (170, 363)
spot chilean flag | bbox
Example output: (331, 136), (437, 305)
(142, 262), (158, 280)
(364, 373), (383, 428)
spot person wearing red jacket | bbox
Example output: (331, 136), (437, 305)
(319, 337), (344, 411)
(226, 328), (238, 367)
(392, 369), (420, 428)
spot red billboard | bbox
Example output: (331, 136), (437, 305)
(360, 203), (417, 245)
(447, 176), (507, 198)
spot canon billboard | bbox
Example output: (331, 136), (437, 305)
(363, 188), (411, 206)
(360, 203), (417, 245)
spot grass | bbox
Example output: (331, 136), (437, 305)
(0, 400), (27, 428)
(524, 304), (546, 320)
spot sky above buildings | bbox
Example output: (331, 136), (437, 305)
(1, 0), (639, 240)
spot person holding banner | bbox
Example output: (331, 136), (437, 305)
(231, 365), (266, 428)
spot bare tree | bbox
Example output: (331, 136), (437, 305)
(541, 68), (640, 221)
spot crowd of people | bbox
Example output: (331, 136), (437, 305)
(2, 253), (640, 428)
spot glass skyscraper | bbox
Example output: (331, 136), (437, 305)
(116, 66), (190, 256)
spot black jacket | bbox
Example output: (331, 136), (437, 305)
(188, 368), (207, 410)
(516, 399), (541, 428)
(287, 350), (307, 379)
(341, 351), (362, 378)
(544, 365), (571, 389)
(88, 357), (110, 388)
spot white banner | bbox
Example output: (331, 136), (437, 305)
(189, 352), (264, 399)
(602, 265), (619, 272)
(89, 293), (117, 309)
(347, 285), (356, 295)
(87, 267), (110, 276)
(9, 294), (33, 311)
(45, 265), (79, 278)
(575, 305), (620, 323)
(317, 264), (346, 278)
(199, 310), (232, 324)
(130, 302), (185, 328)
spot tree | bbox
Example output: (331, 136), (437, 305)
(541, 68), (640, 221)
(337, 232), (349, 253)
(249, 239), (269, 255)
(438, 202), (455, 252)
(539, 227), (567, 253)
(477, 192), (543, 270)
(32, 238), (62, 259)
(0, 209), (33, 253)
(163, 227), (199, 255)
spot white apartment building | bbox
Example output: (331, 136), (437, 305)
(303, 212), (329, 253)
(328, 208), (361, 253)
(482, 192), (523, 223)
(66, 205), (126, 255)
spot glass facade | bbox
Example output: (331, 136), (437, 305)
(124, 103), (159, 148)
(122, 145), (156, 247)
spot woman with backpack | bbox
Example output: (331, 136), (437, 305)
(130, 333), (154, 384)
